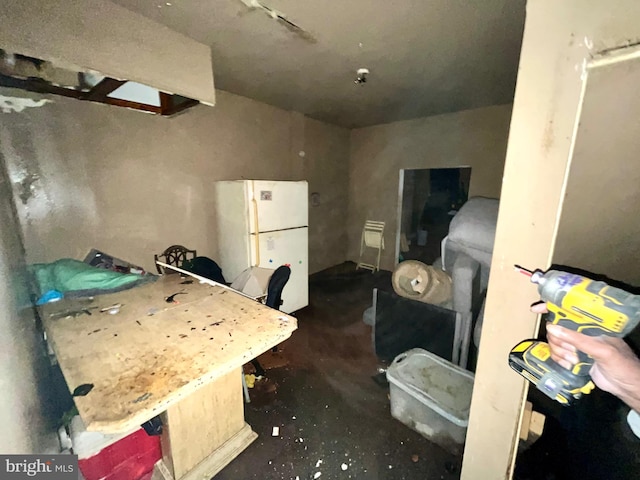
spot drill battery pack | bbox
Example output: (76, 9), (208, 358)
(509, 339), (595, 405)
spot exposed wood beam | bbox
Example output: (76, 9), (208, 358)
(104, 97), (162, 114)
(81, 78), (126, 101)
(159, 92), (172, 113)
(0, 73), (196, 116)
(162, 98), (199, 117)
(0, 73), (82, 99)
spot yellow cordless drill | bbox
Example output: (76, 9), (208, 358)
(508, 266), (640, 405)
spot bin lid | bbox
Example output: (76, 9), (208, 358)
(387, 348), (474, 427)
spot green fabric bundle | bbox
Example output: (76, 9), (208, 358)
(30, 258), (156, 298)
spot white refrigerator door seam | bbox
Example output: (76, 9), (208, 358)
(249, 180), (261, 267)
(255, 226), (309, 234)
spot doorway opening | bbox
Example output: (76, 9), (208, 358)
(395, 167), (472, 267)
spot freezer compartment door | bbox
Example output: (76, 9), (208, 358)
(249, 227), (308, 313)
(248, 180), (308, 233)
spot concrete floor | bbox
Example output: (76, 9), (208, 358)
(215, 261), (640, 480)
(214, 262), (460, 480)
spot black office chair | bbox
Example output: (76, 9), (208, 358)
(182, 256), (227, 285)
(250, 265), (291, 377)
(265, 265), (291, 309)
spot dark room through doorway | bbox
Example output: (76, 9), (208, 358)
(396, 167), (472, 267)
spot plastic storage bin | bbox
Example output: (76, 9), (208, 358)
(386, 348), (474, 454)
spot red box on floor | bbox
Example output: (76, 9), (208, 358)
(71, 417), (161, 480)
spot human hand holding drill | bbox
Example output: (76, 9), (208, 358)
(509, 267), (640, 405)
(532, 302), (640, 412)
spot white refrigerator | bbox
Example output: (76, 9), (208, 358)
(213, 180), (308, 313)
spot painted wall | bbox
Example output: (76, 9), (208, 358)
(0, 152), (58, 453)
(553, 55), (640, 285)
(0, 88), (350, 276)
(461, 1), (640, 479)
(299, 116), (350, 273)
(348, 104), (512, 271)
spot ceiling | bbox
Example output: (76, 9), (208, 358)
(112, 0), (526, 128)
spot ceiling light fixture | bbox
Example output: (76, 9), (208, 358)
(355, 68), (369, 85)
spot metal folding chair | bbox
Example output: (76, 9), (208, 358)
(357, 220), (385, 273)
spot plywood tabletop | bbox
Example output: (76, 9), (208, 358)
(40, 275), (297, 433)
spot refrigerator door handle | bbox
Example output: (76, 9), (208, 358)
(250, 180), (260, 266)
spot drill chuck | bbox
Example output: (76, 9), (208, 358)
(530, 269), (546, 285)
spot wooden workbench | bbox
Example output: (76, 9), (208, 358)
(41, 274), (297, 479)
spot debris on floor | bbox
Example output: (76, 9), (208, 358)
(214, 263), (461, 480)
(244, 374), (256, 388)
